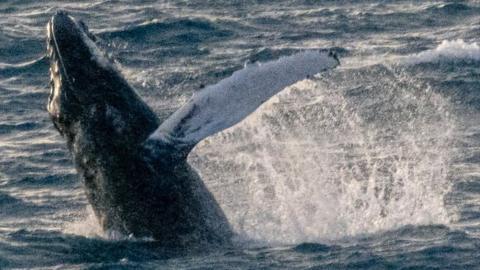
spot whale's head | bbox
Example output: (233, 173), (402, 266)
(46, 11), (159, 141)
(46, 10), (114, 134)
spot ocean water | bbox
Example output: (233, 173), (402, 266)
(1, 0), (480, 269)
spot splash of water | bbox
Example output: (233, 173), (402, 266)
(63, 206), (143, 241)
(402, 39), (480, 64)
(192, 64), (456, 244)
(63, 205), (104, 238)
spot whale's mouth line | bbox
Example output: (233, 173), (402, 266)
(47, 17), (72, 118)
(46, 12), (93, 120)
(47, 19), (69, 83)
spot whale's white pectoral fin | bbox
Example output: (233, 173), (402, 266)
(148, 50), (340, 153)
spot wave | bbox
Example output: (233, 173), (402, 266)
(426, 3), (475, 14)
(0, 121), (40, 135)
(100, 18), (233, 45)
(0, 192), (44, 218)
(2, 229), (176, 269)
(3, 174), (77, 188)
(0, 55), (48, 77)
(401, 40), (480, 64)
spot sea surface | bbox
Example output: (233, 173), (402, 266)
(1, 1), (480, 269)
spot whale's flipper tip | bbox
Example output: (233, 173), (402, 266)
(328, 50), (340, 65)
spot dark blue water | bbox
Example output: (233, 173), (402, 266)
(2, 1), (480, 269)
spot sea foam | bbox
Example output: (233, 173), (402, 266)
(402, 39), (480, 64)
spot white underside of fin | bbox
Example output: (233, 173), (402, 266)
(149, 51), (339, 148)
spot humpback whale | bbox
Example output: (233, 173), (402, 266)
(46, 11), (339, 245)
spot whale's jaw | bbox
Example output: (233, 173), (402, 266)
(47, 11), (97, 131)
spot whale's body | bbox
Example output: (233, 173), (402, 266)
(46, 11), (339, 245)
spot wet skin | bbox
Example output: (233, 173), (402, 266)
(46, 11), (232, 246)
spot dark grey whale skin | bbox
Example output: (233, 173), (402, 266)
(46, 11), (232, 246)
